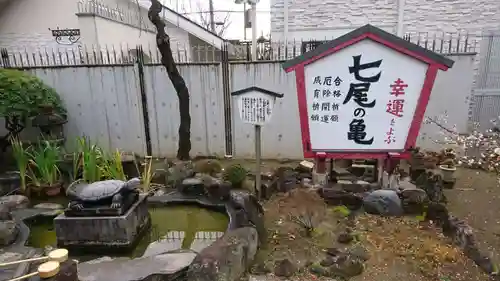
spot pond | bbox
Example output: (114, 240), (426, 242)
(25, 205), (229, 259)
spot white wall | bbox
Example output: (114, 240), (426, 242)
(2, 54), (474, 158)
(271, 0), (500, 42)
(0, 0), (193, 57)
(0, 0), (79, 51)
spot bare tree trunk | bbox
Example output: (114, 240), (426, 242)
(148, 0), (191, 160)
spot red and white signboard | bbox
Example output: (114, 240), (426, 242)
(283, 24), (454, 159)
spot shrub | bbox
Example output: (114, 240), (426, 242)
(0, 69), (66, 126)
(222, 164), (247, 188)
(194, 159), (223, 176)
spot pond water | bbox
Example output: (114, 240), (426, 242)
(26, 205), (229, 259)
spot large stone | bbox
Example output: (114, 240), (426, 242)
(317, 188), (363, 209)
(187, 227), (258, 281)
(228, 191), (266, 246)
(167, 161), (195, 188)
(274, 259), (297, 277)
(178, 178), (205, 196)
(0, 195), (29, 210)
(0, 220), (18, 246)
(78, 251), (197, 281)
(363, 189), (403, 216)
(0, 247), (41, 281)
(54, 194), (150, 252)
(0, 204), (12, 220)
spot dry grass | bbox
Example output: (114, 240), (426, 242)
(253, 189), (490, 281)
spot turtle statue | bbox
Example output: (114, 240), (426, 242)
(67, 178), (140, 212)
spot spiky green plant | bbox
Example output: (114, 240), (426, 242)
(27, 140), (61, 189)
(10, 137), (30, 193)
(76, 137), (105, 183)
(101, 149), (127, 181)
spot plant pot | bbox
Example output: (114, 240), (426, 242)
(28, 182), (63, 197)
(45, 184), (62, 196)
(439, 165), (456, 183)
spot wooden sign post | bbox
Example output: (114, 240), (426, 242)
(231, 86), (284, 198)
(282, 24), (454, 184)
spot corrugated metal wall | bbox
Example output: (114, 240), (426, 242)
(28, 66), (147, 154)
(143, 64), (226, 158)
(9, 54), (476, 159)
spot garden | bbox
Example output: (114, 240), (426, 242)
(0, 68), (499, 281)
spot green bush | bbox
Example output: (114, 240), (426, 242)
(0, 69), (66, 123)
(222, 164), (248, 188)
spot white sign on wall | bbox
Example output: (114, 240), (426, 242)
(232, 87), (283, 126)
(304, 39), (427, 152)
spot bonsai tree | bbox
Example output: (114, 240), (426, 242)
(0, 69), (67, 149)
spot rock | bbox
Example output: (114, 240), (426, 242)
(298, 160), (314, 173)
(250, 262), (271, 274)
(167, 161), (195, 188)
(78, 251), (197, 281)
(398, 179), (418, 191)
(33, 203), (64, 210)
(0, 220), (18, 246)
(400, 188), (427, 203)
(178, 178), (205, 196)
(326, 247), (341, 256)
(318, 188), (363, 209)
(337, 232), (354, 244)
(228, 191), (266, 246)
(347, 244), (370, 261)
(151, 168), (168, 185)
(400, 188), (428, 214)
(320, 256), (335, 267)
(363, 189), (403, 216)
(329, 254), (364, 278)
(0, 195), (29, 210)
(274, 259), (296, 278)
(198, 174), (231, 201)
(0, 204), (11, 220)
(187, 227), (258, 281)
(273, 167), (299, 192)
(338, 180), (372, 193)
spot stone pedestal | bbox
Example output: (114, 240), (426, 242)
(54, 195), (150, 252)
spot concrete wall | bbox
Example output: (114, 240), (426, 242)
(0, 0), (79, 51)
(271, 0), (500, 42)
(0, 0), (192, 56)
(1, 53), (474, 158)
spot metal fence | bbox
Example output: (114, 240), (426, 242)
(0, 31), (480, 158)
(0, 31), (479, 68)
(470, 33), (500, 132)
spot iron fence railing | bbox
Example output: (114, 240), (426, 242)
(0, 31), (481, 68)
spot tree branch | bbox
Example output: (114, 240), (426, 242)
(148, 0), (191, 160)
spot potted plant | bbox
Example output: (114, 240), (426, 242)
(439, 158), (457, 183)
(27, 140), (63, 197)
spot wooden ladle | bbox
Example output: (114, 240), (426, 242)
(7, 260), (61, 281)
(0, 249), (68, 267)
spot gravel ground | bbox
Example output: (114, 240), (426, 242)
(444, 168), (500, 265)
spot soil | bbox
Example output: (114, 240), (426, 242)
(192, 159), (498, 280)
(249, 180), (491, 281)
(444, 168), (500, 265)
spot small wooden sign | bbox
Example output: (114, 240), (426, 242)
(231, 86), (284, 126)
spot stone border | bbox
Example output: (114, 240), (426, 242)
(417, 171), (500, 278)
